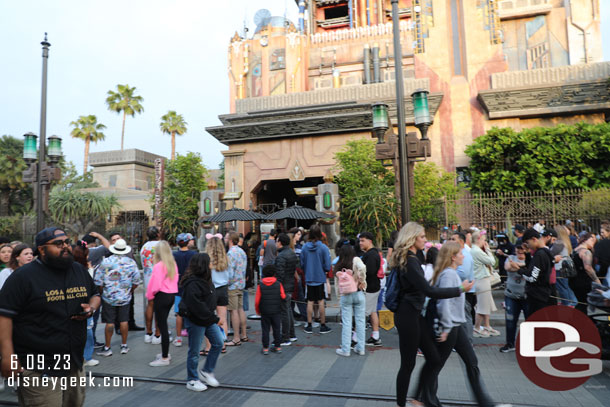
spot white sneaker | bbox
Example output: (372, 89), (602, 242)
(173, 338), (183, 347)
(156, 353), (171, 361)
(280, 341), (292, 346)
(355, 350), (365, 356)
(186, 380), (207, 392)
(144, 334), (153, 344)
(151, 336), (162, 345)
(149, 357), (170, 367)
(290, 337), (298, 342)
(96, 347), (112, 357)
(294, 321), (302, 327)
(198, 371), (220, 387)
(120, 345), (129, 354)
(335, 348), (350, 357)
(473, 328), (490, 338)
(312, 322), (320, 328)
(84, 359), (100, 366)
(484, 326), (501, 336)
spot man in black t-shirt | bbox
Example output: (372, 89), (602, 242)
(519, 229), (556, 317)
(359, 232), (382, 347)
(0, 227), (100, 406)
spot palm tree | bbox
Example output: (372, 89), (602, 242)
(69, 115), (106, 174)
(160, 111), (188, 160)
(105, 84), (144, 150)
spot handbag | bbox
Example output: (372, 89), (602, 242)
(488, 266), (502, 288)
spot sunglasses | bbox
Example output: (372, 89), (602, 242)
(46, 239), (72, 248)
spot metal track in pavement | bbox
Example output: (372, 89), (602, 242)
(79, 372), (545, 407)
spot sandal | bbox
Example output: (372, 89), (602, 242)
(225, 339), (241, 346)
(240, 337), (249, 343)
(221, 346), (227, 354)
(199, 350), (208, 356)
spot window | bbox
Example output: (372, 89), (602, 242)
(324, 5), (348, 20)
(109, 175), (117, 187)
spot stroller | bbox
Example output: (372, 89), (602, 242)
(587, 283), (610, 360)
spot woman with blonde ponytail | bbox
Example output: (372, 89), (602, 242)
(391, 222), (474, 407)
(146, 240), (179, 366)
(432, 241), (499, 407)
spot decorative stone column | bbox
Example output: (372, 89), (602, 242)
(198, 180), (223, 251)
(317, 170), (340, 250)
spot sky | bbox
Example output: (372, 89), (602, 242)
(0, 1), (609, 174)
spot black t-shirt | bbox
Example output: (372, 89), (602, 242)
(173, 250), (196, 295)
(519, 247), (553, 302)
(362, 247), (381, 293)
(0, 259), (99, 375)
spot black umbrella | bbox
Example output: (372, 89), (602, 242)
(201, 207), (266, 223)
(265, 204), (335, 221)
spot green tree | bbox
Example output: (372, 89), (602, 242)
(411, 162), (460, 227)
(218, 159), (225, 189)
(0, 135), (29, 216)
(160, 110), (187, 160)
(465, 122), (610, 192)
(106, 84), (144, 150)
(69, 115), (106, 174)
(160, 152), (208, 240)
(48, 189), (120, 237)
(334, 138), (398, 246)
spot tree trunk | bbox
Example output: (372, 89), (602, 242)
(0, 189), (10, 216)
(121, 111), (127, 150)
(83, 136), (90, 174)
(171, 131), (176, 160)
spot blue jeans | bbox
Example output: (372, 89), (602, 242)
(84, 317), (94, 361)
(340, 291), (365, 354)
(185, 318), (223, 381)
(556, 278), (577, 306)
(504, 296), (527, 347)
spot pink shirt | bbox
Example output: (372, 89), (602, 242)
(145, 261), (179, 300)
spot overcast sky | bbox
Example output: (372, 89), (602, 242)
(0, 1), (608, 174)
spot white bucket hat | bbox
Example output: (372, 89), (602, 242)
(109, 239), (132, 255)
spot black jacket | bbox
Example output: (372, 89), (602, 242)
(274, 247), (298, 294)
(399, 252), (461, 311)
(180, 276), (219, 327)
(362, 247), (381, 293)
(518, 247), (554, 302)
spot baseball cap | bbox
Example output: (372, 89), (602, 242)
(514, 224), (525, 233)
(35, 227), (66, 249)
(522, 228), (541, 242)
(542, 228), (558, 238)
(177, 233), (194, 243)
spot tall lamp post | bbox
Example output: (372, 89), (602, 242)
(372, 4), (432, 226)
(22, 34), (63, 231)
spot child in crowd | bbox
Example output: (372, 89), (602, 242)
(255, 264), (286, 355)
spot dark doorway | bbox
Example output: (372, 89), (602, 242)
(255, 177), (324, 230)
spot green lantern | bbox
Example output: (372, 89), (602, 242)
(204, 198), (212, 215)
(372, 103), (389, 144)
(323, 191), (332, 210)
(411, 89), (431, 140)
(23, 132), (38, 162)
(47, 135), (62, 162)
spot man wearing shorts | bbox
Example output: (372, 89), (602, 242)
(359, 232), (382, 346)
(226, 232), (248, 345)
(94, 239), (141, 356)
(301, 225), (332, 334)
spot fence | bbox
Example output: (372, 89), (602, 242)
(433, 188), (610, 240)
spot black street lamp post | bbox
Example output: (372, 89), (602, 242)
(22, 34), (63, 232)
(372, 3), (432, 226)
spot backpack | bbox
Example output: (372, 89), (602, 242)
(336, 268), (357, 295)
(560, 256), (576, 278)
(384, 267), (402, 312)
(377, 253), (385, 279)
(424, 297), (443, 340)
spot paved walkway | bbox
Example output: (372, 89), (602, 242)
(1, 288), (609, 407)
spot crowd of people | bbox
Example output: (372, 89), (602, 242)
(0, 217), (609, 406)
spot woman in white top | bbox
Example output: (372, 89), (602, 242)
(0, 244), (34, 290)
(471, 231), (499, 338)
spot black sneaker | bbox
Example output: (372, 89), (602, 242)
(94, 341), (105, 349)
(350, 340), (357, 350)
(319, 324), (332, 334)
(499, 344), (515, 353)
(303, 324), (313, 334)
(270, 346), (282, 353)
(366, 337), (382, 347)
